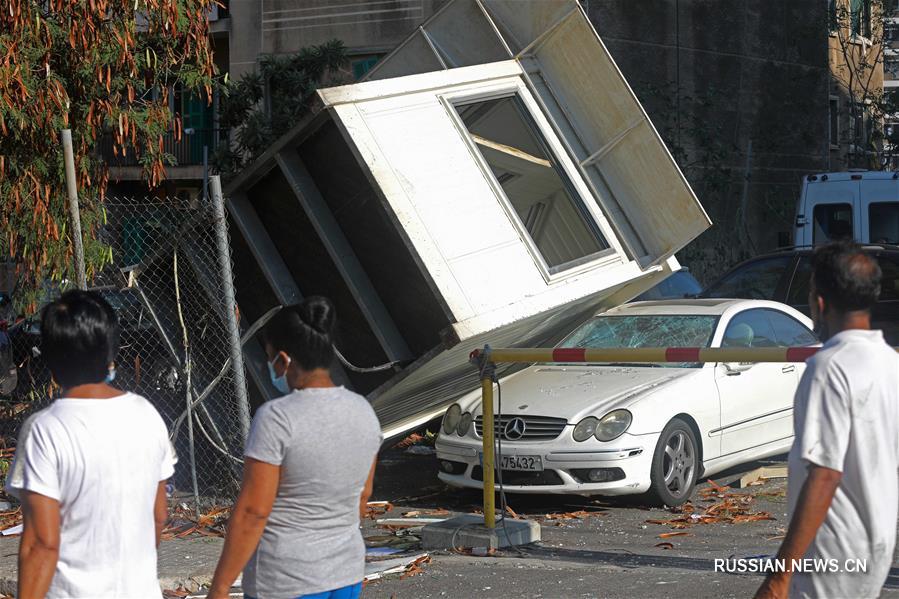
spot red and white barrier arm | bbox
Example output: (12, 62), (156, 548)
(469, 346), (864, 365)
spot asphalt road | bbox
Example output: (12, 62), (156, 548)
(364, 445), (899, 599)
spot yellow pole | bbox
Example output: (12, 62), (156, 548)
(481, 374), (495, 529)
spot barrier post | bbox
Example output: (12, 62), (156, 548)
(481, 373), (496, 529)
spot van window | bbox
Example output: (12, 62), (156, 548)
(813, 203), (853, 243)
(869, 202), (899, 244)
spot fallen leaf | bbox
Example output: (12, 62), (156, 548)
(658, 531), (692, 539)
(655, 542), (674, 550)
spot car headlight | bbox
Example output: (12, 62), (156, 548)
(572, 417), (600, 442)
(457, 412), (472, 436)
(442, 404), (462, 434)
(595, 409), (632, 442)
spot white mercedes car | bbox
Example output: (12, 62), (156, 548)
(435, 299), (817, 505)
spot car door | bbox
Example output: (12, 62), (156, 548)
(714, 309), (796, 456)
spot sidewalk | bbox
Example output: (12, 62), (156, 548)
(0, 536), (225, 595)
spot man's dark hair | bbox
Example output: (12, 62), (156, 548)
(262, 296), (336, 371)
(41, 290), (120, 388)
(812, 241), (882, 312)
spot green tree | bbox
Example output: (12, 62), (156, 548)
(213, 40), (349, 178)
(0, 0), (217, 310)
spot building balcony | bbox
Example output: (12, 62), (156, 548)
(101, 129), (229, 181)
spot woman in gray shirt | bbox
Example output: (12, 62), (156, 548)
(208, 298), (381, 599)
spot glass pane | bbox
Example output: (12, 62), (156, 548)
(869, 202), (899, 244)
(455, 96), (607, 272)
(787, 256), (813, 307)
(561, 315), (717, 368)
(813, 203), (853, 244)
(722, 310), (778, 348)
(878, 255), (899, 301)
(765, 310), (818, 346)
(704, 256), (792, 300)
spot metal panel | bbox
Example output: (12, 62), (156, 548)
(529, 11), (710, 262)
(226, 193), (302, 305)
(275, 151), (413, 362)
(479, 0), (576, 54)
(364, 29), (446, 81)
(422, 0), (510, 67)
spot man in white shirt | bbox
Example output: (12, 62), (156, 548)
(756, 243), (899, 598)
(6, 290), (176, 598)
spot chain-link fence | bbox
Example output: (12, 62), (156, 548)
(0, 194), (248, 506)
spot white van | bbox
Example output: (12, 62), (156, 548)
(794, 171), (899, 245)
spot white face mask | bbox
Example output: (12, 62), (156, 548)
(267, 354), (291, 395)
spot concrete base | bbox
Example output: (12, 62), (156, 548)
(421, 514), (541, 550)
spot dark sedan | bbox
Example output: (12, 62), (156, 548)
(701, 246), (899, 344)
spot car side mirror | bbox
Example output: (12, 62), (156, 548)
(723, 362), (754, 376)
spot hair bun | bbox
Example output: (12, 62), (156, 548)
(299, 296), (335, 337)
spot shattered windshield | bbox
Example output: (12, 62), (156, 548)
(559, 315), (718, 368)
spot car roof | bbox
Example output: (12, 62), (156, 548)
(599, 298), (754, 317)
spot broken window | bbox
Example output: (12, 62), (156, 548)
(560, 315), (718, 368)
(454, 95), (608, 274)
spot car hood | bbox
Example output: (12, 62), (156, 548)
(464, 365), (699, 422)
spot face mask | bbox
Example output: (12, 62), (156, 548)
(105, 368), (116, 384)
(267, 355), (291, 395)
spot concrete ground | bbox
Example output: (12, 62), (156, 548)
(0, 447), (897, 598)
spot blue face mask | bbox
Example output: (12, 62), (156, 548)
(105, 368), (116, 384)
(267, 355), (291, 395)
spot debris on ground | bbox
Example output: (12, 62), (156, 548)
(645, 480), (775, 530)
(0, 507), (22, 535)
(394, 430), (438, 455)
(655, 542), (675, 550)
(161, 504), (231, 539)
(401, 508), (450, 518)
(657, 531), (691, 539)
(538, 508), (608, 526)
(364, 552), (431, 582)
(738, 466), (788, 488)
(365, 501), (394, 520)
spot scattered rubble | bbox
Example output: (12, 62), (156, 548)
(645, 480), (776, 530)
(161, 504), (230, 540)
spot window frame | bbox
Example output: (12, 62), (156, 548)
(440, 80), (624, 283)
(720, 308), (780, 349)
(813, 202), (854, 244)
(763, 308), (819, 347)
(829, 95), (840, 149)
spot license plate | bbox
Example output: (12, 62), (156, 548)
(480, 454), (543, 471)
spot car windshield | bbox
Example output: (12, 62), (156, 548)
(559, 314), (718, 368)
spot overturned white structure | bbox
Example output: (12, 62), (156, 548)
(226, 0), (711, 437)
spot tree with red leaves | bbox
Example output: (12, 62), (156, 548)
(0, 0), (217, 310)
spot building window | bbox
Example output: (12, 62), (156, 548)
(829, 96), (840, 148)
(352, 57), (380, 80)
(453, 95), (609, 274)
(851, 0), (872, 38)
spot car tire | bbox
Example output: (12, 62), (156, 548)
(646, 418), (698, 507)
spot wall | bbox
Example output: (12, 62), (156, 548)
(228, 0), (447, 80)
(584, 0), (830, 283)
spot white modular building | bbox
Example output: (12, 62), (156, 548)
(225, 0), (711, 437)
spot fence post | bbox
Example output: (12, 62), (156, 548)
(61, 129), (87, 290)
(209, 175), (251, 441)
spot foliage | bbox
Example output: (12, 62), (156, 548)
(0, 0), (217, 311)
(213, 40), (349, 178)
(829, 0), (889, 168)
